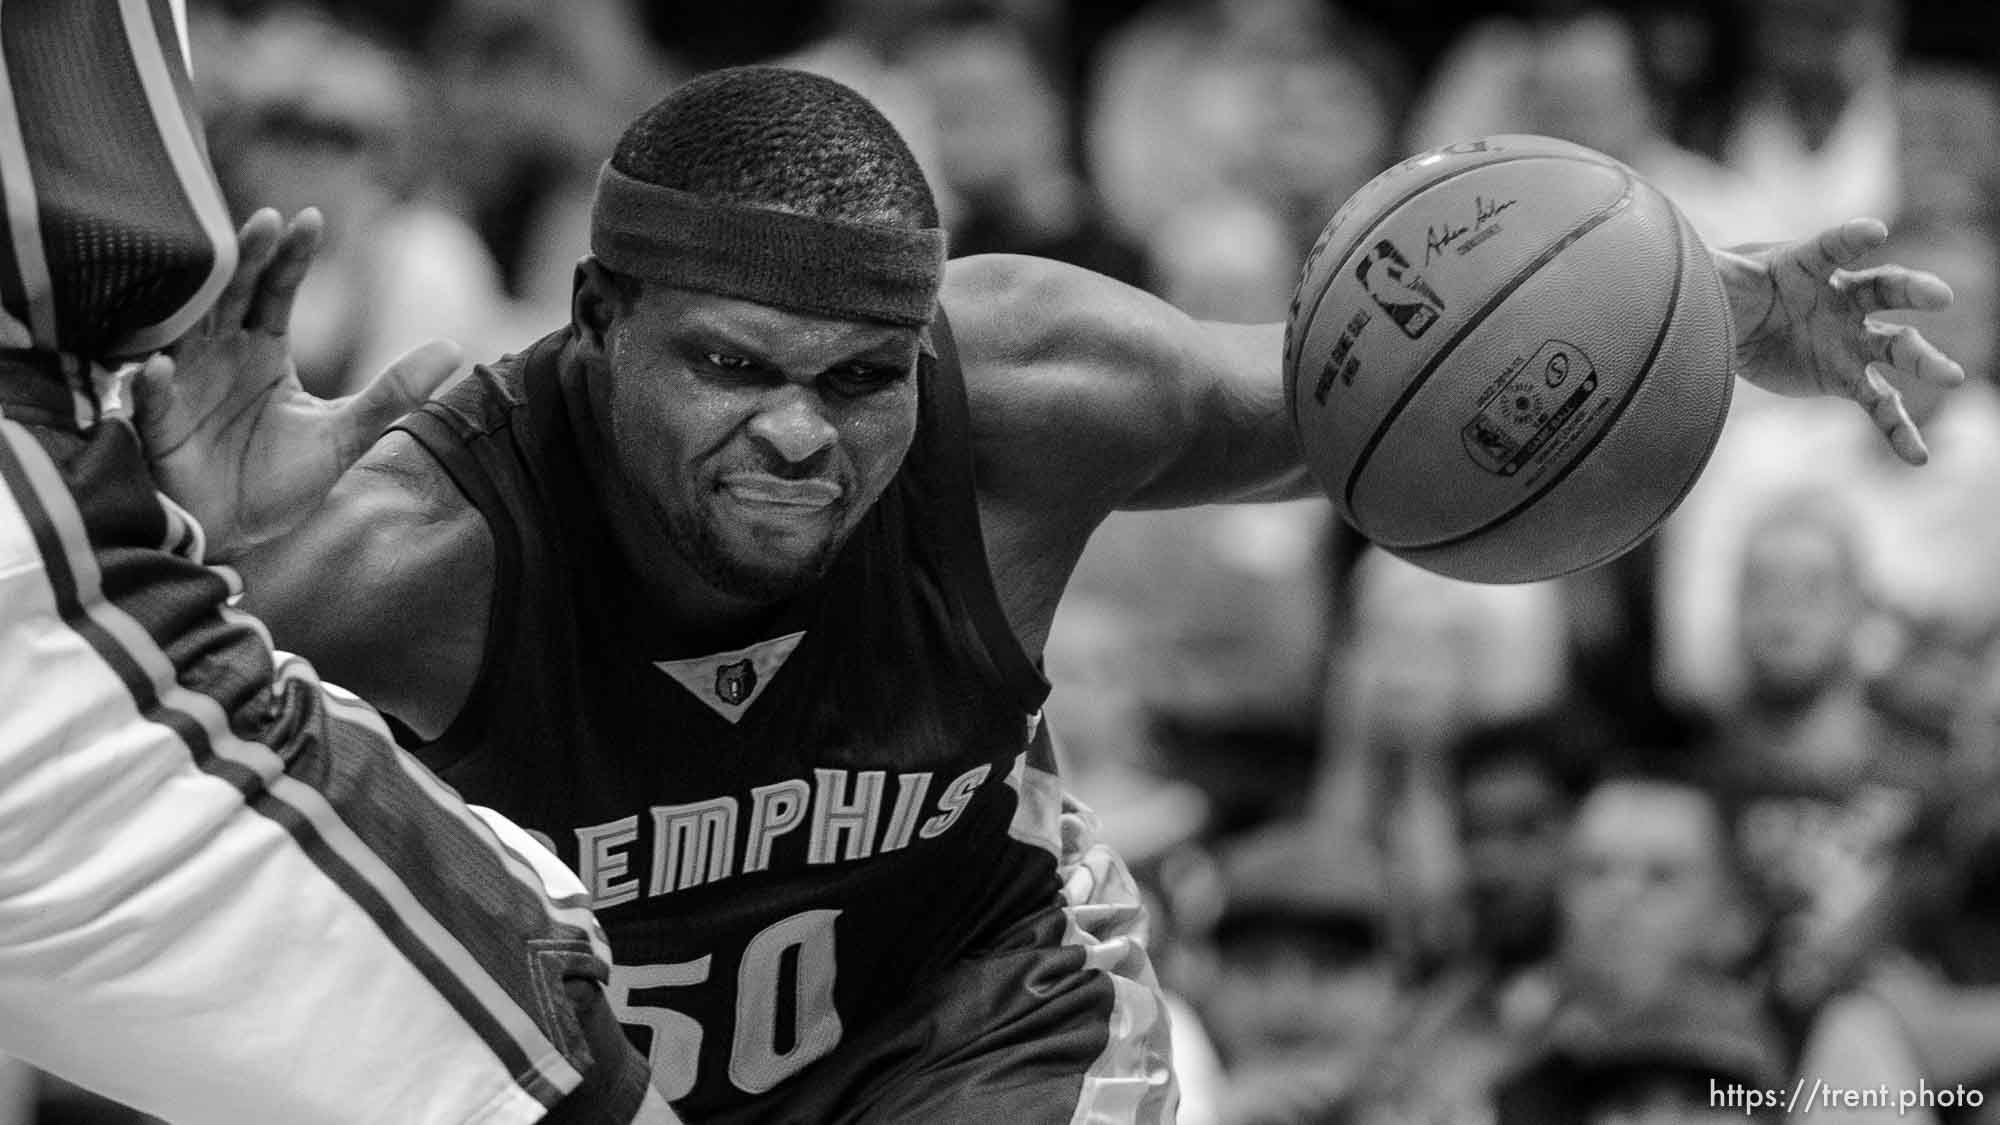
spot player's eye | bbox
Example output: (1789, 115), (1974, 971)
(705, 352), (755, 372)
(826, 363), (906, 395)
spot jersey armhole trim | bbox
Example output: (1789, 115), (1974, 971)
(924, 312), (1051, 714)
(391, 405), (520, 767)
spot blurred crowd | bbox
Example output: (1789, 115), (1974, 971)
(14, 0), (2000, 1122)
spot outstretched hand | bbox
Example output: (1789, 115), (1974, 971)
(1720, 218), (1965, 465)
(133, 208), (461, 560)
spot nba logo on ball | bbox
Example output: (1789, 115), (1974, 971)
(1284, 134), (1734, 584)
(1355, 239), (1444, 338)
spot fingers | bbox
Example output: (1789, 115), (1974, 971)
(211, 209), (284, 331)
(1867, 318), (1967, 386)
(1861, 363), (1929, 466)
(331, 339), (464, 465)
(1835, 265), (1956, 314)
(1798, 217), (1891, 276)
(245, 208), (323, 335)
(126, 352), (175, 428)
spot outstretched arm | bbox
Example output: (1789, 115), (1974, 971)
(951, 222), (1963, 532)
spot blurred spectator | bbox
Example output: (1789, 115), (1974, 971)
(900, 15), (1144, 282)
(1315, 711), (1609, 1125)
(1454, 711), (1604, 975)
(1727, 493), (1919, 772)
(1514, 8), (1773, 246)
(1708, 705), (1952, 1020)
(1821, 648), (2000, 1121)
(1859, 230), (2000, 732)
(1405, 6), (1775, 247)
(426, 0), (675, 332)
(1790, 981), (1943, 1125)
(1951, 631), (2000, 784)
(1196, 822), (1402, 1125)
(1703, 645), (1963, 1125)
(201, 7), (513, 395)
(1660, 225), (2000, 714)
(1858, 809), (2000, 1122)
(1314, 548), (1567, 964)
(776, 0), (960, 227)
(1558, 774), (1764, 1017)
(1050, 499), (1332, 836)
(1494, 973), (1787, 1125)
(1895, 62), (2000, 236)
(1146, 195), (1299, 324)
(1087, 0), (1407, 256)
(1720, 0), (1903, 239)
(1624, 0), (1745, 159)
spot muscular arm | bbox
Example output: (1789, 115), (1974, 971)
(947, 254), (1314, 520)
(944, 254), (1321, 653)
(234, 431), (491, 742)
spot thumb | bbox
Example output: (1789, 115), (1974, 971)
(333, 339), (463, 460)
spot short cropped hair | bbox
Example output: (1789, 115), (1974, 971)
(610, 65), (938, 229)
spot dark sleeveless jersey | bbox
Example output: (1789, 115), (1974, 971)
(393, 322), (1068, 1117)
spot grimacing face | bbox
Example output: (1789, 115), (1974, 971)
(593, 283), (923, 603)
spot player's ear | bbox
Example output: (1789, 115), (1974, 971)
(572, 257), (622, 357)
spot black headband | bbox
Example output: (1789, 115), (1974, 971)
(589, 162), (946, 327)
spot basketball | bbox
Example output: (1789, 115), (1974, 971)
(1284, 134), (1734, 584)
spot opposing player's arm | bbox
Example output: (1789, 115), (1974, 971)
(235, 431), (490, 741)
(1711, 221), (1961, 465)
(945, 254), (1317, 520)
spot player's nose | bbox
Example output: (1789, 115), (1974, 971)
(746, 388), (838, 467)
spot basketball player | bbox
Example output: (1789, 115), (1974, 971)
(148, 68), (1963, 1121)
(0, 5), (673, 1122)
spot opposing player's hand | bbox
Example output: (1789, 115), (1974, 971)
(133, 208), (461, 560)
(1719, 218), (1965, 465)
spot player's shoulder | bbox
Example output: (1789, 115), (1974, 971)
(237, 423), (494, 740)
(316, 418), (496, 616)
(942, 252), (1079, 316)
(289, 429), (493, 738)
(940, 253), (1194, 457)
(942, 253), (1179, 375)
(348, 426), (480, 532)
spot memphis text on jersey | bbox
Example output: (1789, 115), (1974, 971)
(570, 761), (998, 907)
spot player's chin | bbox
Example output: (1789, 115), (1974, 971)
(718, 529), (843, 599)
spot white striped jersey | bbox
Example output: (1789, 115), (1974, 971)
(0, 1), (674, 1121)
